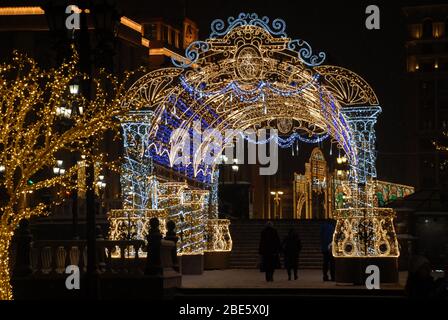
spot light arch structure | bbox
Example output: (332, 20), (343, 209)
(115, 13), (399, 259)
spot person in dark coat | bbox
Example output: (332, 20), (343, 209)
(320, 219), (336, 281)
(258, 221), (281, 282)
(282, 228), (302, 280)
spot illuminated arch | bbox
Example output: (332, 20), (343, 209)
(315, 65), (379, 107)
(122, 18), (360, 184)
(116, 13), (399, 259)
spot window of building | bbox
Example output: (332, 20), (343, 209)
(440, 99), (448, 110)
(419, 60), (433, 72)
(162, 25), (169, 42)
(422, 19), (433, 39)
(146, 24), (158, 41)
(170, 29), (176, 46)
(421, 43), (433, 55)
(445, 18), (448, 38)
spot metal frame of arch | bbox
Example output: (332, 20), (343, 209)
(116, 13), (399, 258)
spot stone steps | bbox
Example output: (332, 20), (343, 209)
(229, 220), (325, 269)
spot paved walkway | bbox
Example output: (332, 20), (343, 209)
(182, 269), (407, 290)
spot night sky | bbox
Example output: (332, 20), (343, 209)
(183, 0), (420, 183)
(6, 0), (439, 183)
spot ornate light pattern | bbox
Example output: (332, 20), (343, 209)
(293, 148), (333, 219)
(117, 13), (400, 262)
(174, 13), (326, 68)
(315, 65), (379, 106)
(0, 50), (137, 300)
(122, 16), (358, 183)
(205, 219), (232, 252)
(374, 180), (414, 207)
(119, 111), (157, 210)
(332, 208), (400, 258)
(341, 106), (382, 183)
(109, 179), (214, 256)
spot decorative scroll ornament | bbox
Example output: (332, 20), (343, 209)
(288, 39), (326, 67)
(172, 13), (326, 69)
(315, 65), (379, 106)
(210, 13), (287, 38)
(171, 41), (209, 68)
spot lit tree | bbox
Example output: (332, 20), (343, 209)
(433, 129), (448, 171)
(0, 51), (140, 300)
(433, 130), (448, 152)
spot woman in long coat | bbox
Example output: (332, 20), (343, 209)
(282, 228), (302, 280)
(258, 221), (281, 282)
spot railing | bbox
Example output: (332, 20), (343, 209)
(25, 239), (175, 275)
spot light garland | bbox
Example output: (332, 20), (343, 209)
(119, 13), (400, 261)
(0, 49), (142, 300)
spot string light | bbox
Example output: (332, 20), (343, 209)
(0, 49), (141, 300)
(119, 13), (401, 266)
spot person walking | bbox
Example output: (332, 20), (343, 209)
(320, 219), (336, 281)
(258, 221), (281, 282)
(282, 228), (302, 280)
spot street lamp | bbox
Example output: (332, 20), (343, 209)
(69, 84), (80, 95)
(336, 154), (347, 165)
(53, 160), (64, 175)
(270, 191), (284, 219)
(231, 158), (239, 172)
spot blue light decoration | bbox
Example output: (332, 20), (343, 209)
(341, 106), (382, 183)
(210, 13), (288, 38)
(119, 111), (157, 210)
(172, 13), (326, 68)
(179, 74), (320, 100)
(239, 131), (329, 148)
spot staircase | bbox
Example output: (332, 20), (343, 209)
(229, 220), (324, 269)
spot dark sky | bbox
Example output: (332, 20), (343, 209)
(7, 0), (440, 183)
(183, 0), (415, 182)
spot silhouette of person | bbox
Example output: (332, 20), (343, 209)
(320, 219), (335, 281)
(282, 228), (302, 280)
(405, 255), (444, 299)
(258, 221), (281, 282)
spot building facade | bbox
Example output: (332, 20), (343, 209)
(403, 5), (448, 191)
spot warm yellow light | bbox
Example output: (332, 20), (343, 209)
(141, 38), (150, 48)
(120, 16), (142, 34)
(0, 7), (44, 15)
(270, 191), (276, 195)
(278, 191), (284, 195)
(149, 48), (192, 65)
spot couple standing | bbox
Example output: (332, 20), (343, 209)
(258, 221), (301, 282)
(258, 220), (336, 282)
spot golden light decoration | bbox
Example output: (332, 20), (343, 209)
(108, 177), (225, 257)
(205, 219), (232, 252)
(0, 49), (142, 300)
(332, 208), (400, 258)
(314, 65), (379, 106)
(121, 22), (359, 181)
(107, 209), (167, 258)
(433, 130), (448, 152)
(118, 14), (399, 265)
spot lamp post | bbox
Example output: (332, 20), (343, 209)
(231, 158), (239, 184)
(81, 0), (118, 299)
(96, 175), (106, 217)
(270, 191), (284, 219)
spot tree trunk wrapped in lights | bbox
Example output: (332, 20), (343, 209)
(0, 51), (142, 300)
